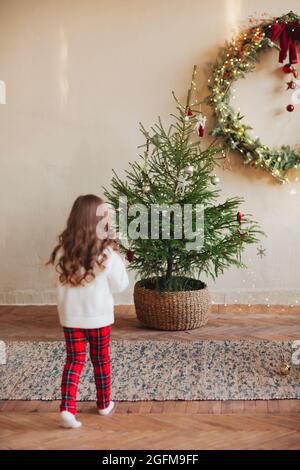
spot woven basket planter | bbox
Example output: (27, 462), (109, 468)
(134, 280), (211, 331)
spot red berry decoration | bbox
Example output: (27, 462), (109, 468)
(286, 104), (295, 112)
(237, 211), (243, 224)
(186, 107), (193, 117)
(283, 63), (294, 74)
(224, 71), (232, 80)
(126, 250), (134, 263)
(287, 80), (296, 90)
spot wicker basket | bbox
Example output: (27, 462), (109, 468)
(133, 280), (211, 331)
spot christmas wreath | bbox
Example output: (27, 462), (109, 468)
(207, 11), (300, 182)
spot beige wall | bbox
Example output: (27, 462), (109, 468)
(0, 0), (299, 305)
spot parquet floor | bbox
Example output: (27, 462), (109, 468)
(1, 304), (300, 341)
(0, 305), (299, 450)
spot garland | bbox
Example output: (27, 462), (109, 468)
(207, 11), (300, 182)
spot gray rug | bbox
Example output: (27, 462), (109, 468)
(0, 340), (299, 401)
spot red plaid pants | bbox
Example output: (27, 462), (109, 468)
(60, 325), (112, 414)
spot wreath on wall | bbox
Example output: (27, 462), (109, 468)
(207, 11), (300, 182)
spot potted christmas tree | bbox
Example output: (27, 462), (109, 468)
(105, 66), (262, 331)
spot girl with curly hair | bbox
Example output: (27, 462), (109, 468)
(48, 194), (128, 428)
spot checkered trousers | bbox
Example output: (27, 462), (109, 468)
(60, 325), (112, 414)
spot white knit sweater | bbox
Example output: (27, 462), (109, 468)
(55, 247), (129, 329)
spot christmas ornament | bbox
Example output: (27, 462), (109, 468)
(210, 174), (220, 185)
(152, 134), (160, 146)
(282, 63), (294, 73)
(126, 250), (134, 263)
(224, 71), (232, 80)
(185, 107), (193, 117)
(287, 80), (297, 89)
(278, 362), (291, 376)
(286, 104), (295, 112)
(237, 211), (243, 224)
(195, 114), (207, 137)
(238, 229), (246, 238)
(208, 11), (300, 182)
(176, 175), (188, 196)
(236, 211), (245, 241)
(257, 245), (266, 258)
(184, 164), (194, 176)
(142, 184), (151, 194)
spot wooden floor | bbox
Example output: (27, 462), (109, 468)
(0, 305), (299, 450)
(1, 304), (300, 341)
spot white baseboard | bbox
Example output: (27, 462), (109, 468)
(0, 288), (299, 306)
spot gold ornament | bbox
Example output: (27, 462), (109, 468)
(278, 362), (291, 376)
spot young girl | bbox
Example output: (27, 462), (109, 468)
(48, 194), (129, 429)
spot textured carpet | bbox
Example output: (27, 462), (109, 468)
(0, 340), (299, 401)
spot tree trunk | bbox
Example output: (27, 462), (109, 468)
(166, 258), (173, 280)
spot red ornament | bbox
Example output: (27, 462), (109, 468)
(198, 125), (205, 137)
(186, 107), (193, 117)
(282, 63), (294, 74)
(237, 211), (243, 224)
(287, 80), (296, 90)
(126, 250), (134, 263)
(286, 104), (295, 112)
(224, 71), (232, 80)
(195, 114), (207, 138)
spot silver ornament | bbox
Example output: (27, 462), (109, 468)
(184, 164), (194, 176)
(210, 174), (220, 185)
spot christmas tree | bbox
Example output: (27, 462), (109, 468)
(104, 66), (262, 292)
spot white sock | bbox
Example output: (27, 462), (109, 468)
(60, 410), (82, 428)
(98, 401), (115, 416)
